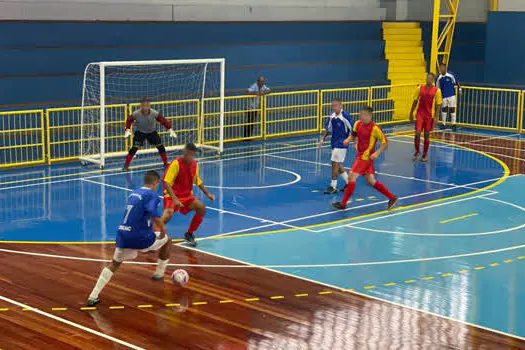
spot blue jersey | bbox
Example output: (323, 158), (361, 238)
(325, 110), (354, 149)
(116, 187), (160, 249)
(436, 72), (459, 98)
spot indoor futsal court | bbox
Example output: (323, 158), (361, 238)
(3, 1), (525, 349)
(2, 126), (525, 348)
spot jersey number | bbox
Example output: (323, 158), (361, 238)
(123, 205), (133, 224)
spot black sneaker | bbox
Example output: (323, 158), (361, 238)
(324, 186), (338, 194)
(152, 274), (164, 281)
(439, 124), (446, 130)
(122, 165), (129, 172)
(184, 232), (197, 247)
(331, 202), (346, 210)
(87, 297), (101, 307)
(387, 197), (399, 211)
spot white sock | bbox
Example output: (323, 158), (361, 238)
(340, 172), (349, 184)
(89, 267), (113, 299)
(154, 259), (169, 277)
(441, 112), (447, 125)
(330, 179), (337, 188)
(451, 113), (456, 125)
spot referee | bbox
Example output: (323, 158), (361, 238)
(123, 97), (177, 171)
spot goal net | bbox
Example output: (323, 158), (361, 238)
(80, 58), (225, 168)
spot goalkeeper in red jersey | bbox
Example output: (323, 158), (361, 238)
(332, 106), (398, 210)
(161, 143), (215, 247)
(122, 98), (178, 171)
(410, 73), (443, 162)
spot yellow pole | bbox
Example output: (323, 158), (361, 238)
(430, 0), (441, 74)
(490, 0), (498, 11)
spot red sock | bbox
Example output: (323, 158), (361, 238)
(159, 151), (168, 166)
(414, 137), (420, 155)
(373, 181), (396, 200)
(188, 213), (204, 233)
(341, 181), (356, 205)
(423, 139), (430, 157)
(124, 153), (134, 167)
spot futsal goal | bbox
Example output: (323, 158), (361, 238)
(80, 58), (225, 168)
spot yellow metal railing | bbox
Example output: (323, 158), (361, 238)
(0, 109), (45, 168)
(457, 86), (522, 131)
(264, 90), (319, 138)
(1, 84), (524, 169)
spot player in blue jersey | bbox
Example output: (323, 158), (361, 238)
(436, 63), (462, 131)
(318, 97), (354, 194)
(87, 170), (171, 306)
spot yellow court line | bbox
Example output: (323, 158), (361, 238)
(202, 137), (510, 241)
(440, 212), (478, 224)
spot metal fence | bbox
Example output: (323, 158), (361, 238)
(1, 85), (524, 168)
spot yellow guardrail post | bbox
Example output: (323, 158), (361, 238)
(317, 89), (322, 132)
(518, 91), (524, 133)
(262, 94), (266, 140)
(45, 110), (51, 165)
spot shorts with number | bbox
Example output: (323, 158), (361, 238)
(113, 232), (169, 262)
(164, 196), (196, 215)
(416, 116), (434, 132)
(442, 95), (457, 109)
(331, 148), (348, 163)
(133, 131), (162, 147)
(350, 156), (375, 175)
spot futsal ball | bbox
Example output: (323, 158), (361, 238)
(171, 269), (189, 287)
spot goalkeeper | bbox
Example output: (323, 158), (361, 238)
(123, 98), (177, 171)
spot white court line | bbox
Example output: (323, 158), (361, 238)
(456, 132), (521, 145)
(80, 178), (315, 233)
(0, 143), (328, 192)
(266, 153), (497, 193)
(174, 245), (525, 342)
(0, 295), (145, 350)
(350, 195), (525, 237)
(205, 167), (301, 190)
(318, 193), (491, 233)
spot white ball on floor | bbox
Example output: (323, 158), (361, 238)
(171, 269), (189, 287)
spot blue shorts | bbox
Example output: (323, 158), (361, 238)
(116, 229), (156, 249)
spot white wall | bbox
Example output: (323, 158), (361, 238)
(404, 0), (490, 22)
(0, 0), (387, 21)
(499, 0), (525, 11)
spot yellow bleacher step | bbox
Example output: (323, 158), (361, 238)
(385, 47), (424, 54)
(383, 34), (422, 42)
(382, 22), (420, 29)
(385, 52), (424, 60)
(389, 79), (421, 86)
(383, 28), (422, 36)
(388, 66), (426, 74)
(388, 59), (426, 67)
(385, 41), (423, 48)
(388, 72), (427, 81)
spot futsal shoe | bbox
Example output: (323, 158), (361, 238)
(439, 124), (445, 130)
(387, 196), (399, 211)
(324, 186), (338, 194)
(421, 155), (428, 162)
(152, 274), (164, 281)
(331, 202), (346, 210)
(412, 152), (420, 161)
(87, 297), (101, 307)
(184, 232), (197, 247)
(122, 165), (130, 172)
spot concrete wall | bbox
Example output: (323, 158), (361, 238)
(0, 0), (387, 21)
(403, 0), (490, 22)
(499, 0), (525, 11)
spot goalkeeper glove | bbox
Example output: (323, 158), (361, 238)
(124, 129), (131, 138)
(169, 129), (178, 138)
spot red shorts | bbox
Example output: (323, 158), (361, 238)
(416, 115), (434, 132)
(350, 157), (375, 175)
(164, 196), (196, 215)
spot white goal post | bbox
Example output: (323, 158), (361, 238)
(80, 58), (225, 168)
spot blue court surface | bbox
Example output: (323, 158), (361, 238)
(2, 130), (525, 339)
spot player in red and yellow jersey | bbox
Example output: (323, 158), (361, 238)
(162, 143), (215, 247)
(410, 73), (443, 162)
(332, 106), (398, 210)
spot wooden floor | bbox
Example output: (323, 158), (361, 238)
(2, 242), (525, 349)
